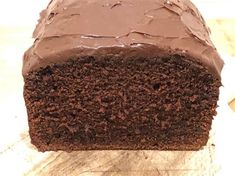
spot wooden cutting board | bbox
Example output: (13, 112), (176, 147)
(0, 20), (235, 176)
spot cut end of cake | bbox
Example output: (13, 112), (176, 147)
(24, 54), (220, 151)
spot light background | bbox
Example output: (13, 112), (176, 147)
(0, 0), (235, 176)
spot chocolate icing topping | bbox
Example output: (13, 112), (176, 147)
(23, 0), (223, 78)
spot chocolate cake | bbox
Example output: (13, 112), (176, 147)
(23, 0), (223, 152)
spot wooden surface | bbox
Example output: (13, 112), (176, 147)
(0, 19), (235, 176)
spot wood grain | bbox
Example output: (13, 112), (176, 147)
(0, 120), (219, 176)
(229, 99), (235, 112)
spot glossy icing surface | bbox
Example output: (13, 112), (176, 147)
(23, 0), (223, 77)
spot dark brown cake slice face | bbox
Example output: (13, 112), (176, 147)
(24, 54), (220, 151)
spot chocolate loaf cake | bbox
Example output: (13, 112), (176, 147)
(23, 0), (223, 152)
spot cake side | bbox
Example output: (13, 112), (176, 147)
(24, 52), (220, 152)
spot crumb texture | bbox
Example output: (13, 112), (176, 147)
(24, 55), (220, 151)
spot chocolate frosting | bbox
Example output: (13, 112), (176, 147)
(23, 0), (223, 78)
